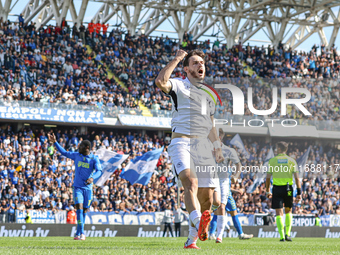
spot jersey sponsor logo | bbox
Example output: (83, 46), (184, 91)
(277, 159), (288, 164)
(78, 161), (90, 168)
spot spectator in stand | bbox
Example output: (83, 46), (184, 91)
(0, 199), (8, 222)
(95, 22), (101, 37)
(88, 20), (94, 36)
(102, 23), (109, 38)
(0, 19), (339, 218)
(67, 206), (77, 224)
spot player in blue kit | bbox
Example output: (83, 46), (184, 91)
(48, 133), (102, 241)
(210, 189), (253, 241)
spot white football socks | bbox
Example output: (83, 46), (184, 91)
(186, 218), (198, 246)
(216, 215), (226, 239)
(189, 210), (201, 230)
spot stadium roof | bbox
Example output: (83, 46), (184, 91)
(3, 0), (340, 49)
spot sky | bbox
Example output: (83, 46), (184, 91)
(7, 0), (340, 53)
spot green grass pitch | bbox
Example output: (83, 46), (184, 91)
(0, 237), (338, 255)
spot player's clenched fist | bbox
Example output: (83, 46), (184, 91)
(48, 133), (56, 143)
(175, 49), (188, 60)
(215, 148), (224, 163)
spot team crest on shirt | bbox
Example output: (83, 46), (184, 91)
(176, 162), (183, 169)
(208, 100), (213, 108)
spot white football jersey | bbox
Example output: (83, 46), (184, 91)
(167, 77), (216, 137)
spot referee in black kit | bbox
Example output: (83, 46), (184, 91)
(265, 141), (302, 242)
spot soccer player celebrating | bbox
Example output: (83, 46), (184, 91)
(48, 132), (102, 240)
(155, 49), (224, 249)
(210, 128), (253, 243)
(266, 141), (301, 242)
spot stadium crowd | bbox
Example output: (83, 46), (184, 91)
(0, 124), (340, 223)
(0, 19), (339, 123)
(0, 17), (339, 222)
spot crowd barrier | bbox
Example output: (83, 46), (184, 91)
(0, 224), (340, 238)
(11, 210), (340, 227)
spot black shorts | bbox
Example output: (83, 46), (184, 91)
(271, 185), (293, 209)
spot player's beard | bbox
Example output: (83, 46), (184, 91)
(189, 69), (205, 81)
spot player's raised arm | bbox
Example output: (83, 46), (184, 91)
(155, 49), (188, 94)
(48, 132), (76, 160)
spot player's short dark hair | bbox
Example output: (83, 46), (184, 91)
(82, 140), (91, 148)
(276, 141), (288, 152)
(183, 49), (205, 67)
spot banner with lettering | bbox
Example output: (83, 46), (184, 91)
(15, 210), (66, 224)
(0, 106), (104, 123)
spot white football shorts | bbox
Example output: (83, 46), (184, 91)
(214, 177), (230, 205)
(169, 137), (218, 188)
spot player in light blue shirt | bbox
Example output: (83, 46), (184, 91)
(48, 133), (102, 240)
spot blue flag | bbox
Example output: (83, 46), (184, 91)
(247, 147), (274, 193)
(293, 146), (311, 196)
(230, 134), (250, 159)
(121, 147), (164, 186)
(296, 146), (311, 173)
(94, 149), (129, 186)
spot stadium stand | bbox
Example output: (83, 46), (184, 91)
(0, 124), (340, 223)
(0, 19), (340, 223)
(0, 20), (339, 123)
